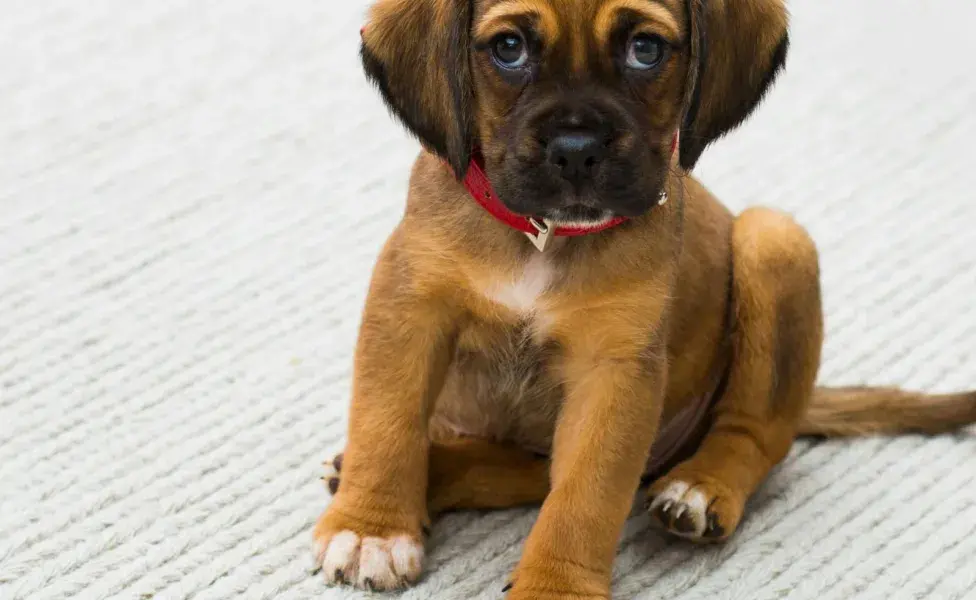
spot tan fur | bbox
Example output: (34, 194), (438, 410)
(594, 1), (682, 49)
(477, 1), (563, 46)
(314, 0), (976, 597)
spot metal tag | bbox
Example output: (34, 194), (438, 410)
(525, 218), (553, 252)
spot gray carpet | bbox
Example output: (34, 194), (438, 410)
(1, 1), (974, 599)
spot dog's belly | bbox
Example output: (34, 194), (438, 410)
(430, 319), (563, 454)
(428, 313), (724, 472)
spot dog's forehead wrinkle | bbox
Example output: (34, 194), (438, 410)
(474, 0), (684, 43)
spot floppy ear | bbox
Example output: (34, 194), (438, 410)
(679, 0), (789, 170)
(360, 0), (475, 178)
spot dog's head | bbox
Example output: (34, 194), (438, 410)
(361, 0), (788, 224)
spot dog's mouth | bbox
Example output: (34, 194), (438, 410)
(490, 147), (669, 225)
(537, 205), (614, 226)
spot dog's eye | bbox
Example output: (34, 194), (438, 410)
(492, 33), (529, 69)
(626, 33), (666, 70)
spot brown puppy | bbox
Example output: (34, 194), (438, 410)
(312, 0), (976, 597)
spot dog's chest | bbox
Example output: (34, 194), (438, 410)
(480, 253), (555, 331)
(446, 313), (563, 453)
(469, 254), (561, 392)
(433, 254), (565, 449)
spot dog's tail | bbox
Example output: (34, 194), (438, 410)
(798, 386), (976, 436)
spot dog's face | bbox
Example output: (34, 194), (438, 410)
(361, 0), (788, 222)
(468, 0), (689, 223)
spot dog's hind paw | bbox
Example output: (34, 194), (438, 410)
(645, 476), (742, 542)
(321, 453), (343, 495)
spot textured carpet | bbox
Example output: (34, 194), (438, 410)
(1, 1), (975, 599)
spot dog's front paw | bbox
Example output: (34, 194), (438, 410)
(312, 503), (424, 590)
(313, 529), (423, 590)
(505, 588), (608, 600)
(646, 474), (744, 542)
(504, 581), (609, 600)
(504, 560), (610, 600)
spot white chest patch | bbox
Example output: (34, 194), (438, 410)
(483, 253), (553, 317)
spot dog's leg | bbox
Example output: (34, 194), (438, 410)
(506, 327), (668, 599)
(648, 207), (823, 542)
(311, 247), (457, 591)
(324, 438), (551, 515)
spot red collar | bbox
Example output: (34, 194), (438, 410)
(460, 132), (679, 250)
(461, 156), (629, 238)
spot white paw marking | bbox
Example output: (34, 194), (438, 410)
(358, 537), (396, 588)
(322, 531), (360, 584)
(390, 536), (424, 577)
(649, 480), (709, 538)
(314, 531), (424, 590)
(649, 480), (689, 511)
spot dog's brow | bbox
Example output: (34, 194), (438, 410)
(594, 0), (681, 47)
(475, 0), (560, 43)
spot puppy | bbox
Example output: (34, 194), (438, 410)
(312, 0), (976, 597)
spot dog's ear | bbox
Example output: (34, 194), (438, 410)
(361, 0), (474, 178)
(679, 0), (789, 170)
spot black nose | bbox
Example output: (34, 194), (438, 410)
(547, 132), (605, 182)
